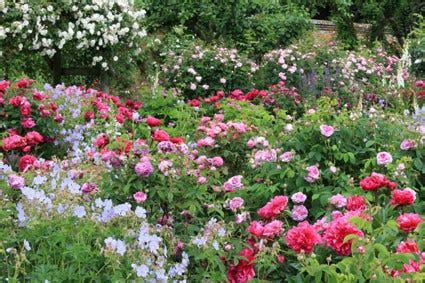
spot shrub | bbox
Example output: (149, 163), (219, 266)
(159, 44), (257, 99)
(0, 1), (146, 86)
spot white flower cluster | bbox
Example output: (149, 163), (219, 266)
(1, 1), (146, 70)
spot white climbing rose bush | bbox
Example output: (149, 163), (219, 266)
(0, 0), (146, 70)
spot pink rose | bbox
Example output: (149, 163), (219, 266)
(329, 194), (347, 208)
(81, 183), (99, 195)
(279, 151), (294, 162)
(377, 151), (392, 165)
(133, 191), (147, 203)
(320, 125), (334, 137)
(291, 205), (308, 221)
(228, 197), (244, 211)
(246, 221), (264, 237)
(197, 176), (207, 184)
(291, 192), (307, 204)
(304, 165), (320, 183)
(223, 175), (244, 192)
(262, 220), (284, 238)
(400, 139), (416, 150)
(21, 118), (36, 129)
(211, 156), (224, 167)
(8, 174), (25, 189)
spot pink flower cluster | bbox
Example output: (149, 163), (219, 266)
(135, 157), (154, 177)
(247, 136), (269, 149)
(257, 196), (288, 219)
(223, 175), (244, 192)
(390, 188), (416, 206)
(360, 172), (397, 191)
(304, 165), (320, 183)
(329, 194), (347, 208)
(8, 174), (25, 189)
(400, 139), (416, 150)
(197, 115), (249, 144)
(253, 149), (277, 167)
(279, 151), (295, 162)
(320, 124), (335, 137)
(247, 220), (283, 238)
(195, 155), (224, 170)
(285, 221), (321, 254)
(376, 151), (392, 165)
(323, 217), (364, 256)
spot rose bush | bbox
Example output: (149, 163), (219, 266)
(0, 33), (424, 282)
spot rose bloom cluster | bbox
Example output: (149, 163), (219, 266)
(360, 172), (397, 191)
(1, 79), (63, 153)
(196, 114), (249, 147)
(161, 45), (257, 98)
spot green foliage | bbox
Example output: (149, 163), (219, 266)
(408, 15), (425, 77)
(140, 0), (312, 58)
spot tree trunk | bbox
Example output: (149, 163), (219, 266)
(50, 50), (62, 86)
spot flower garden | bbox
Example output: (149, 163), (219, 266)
(0, 1), (424, 282)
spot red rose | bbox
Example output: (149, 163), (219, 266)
(189, 99), (200, 107)
(16, 78), (34, 88)
(346, 195), (366, 211)
(2, 135), (26, 151)
(49, 102), (58, 111)
(227, 248), (256, 283)
(216, 91), (225, 98)
(20, 101), (32, 117)
(245, 89), (260, 101)
(152, 129), (170, 142)
(33, 91), (46, 101)
(0, 80), (10, 93)
(396, 240), (419, 254)
(390, 189), (416, 206)
(9, 96), (25, 107)
(170, 137), (185, 144)
(257, 195), (288, 220)
(115, 113), (125, 123)
(323, 218), (364, 256)
(118, 106), (132, 119)
(7, 128), (19, 136)
(25, 131), (44, 146)
(94, 134), (109, 148)
(109, 95), (120, 105)
(277, 255), (285, 263)
(146, 116), (161, 127)
(54, 113), (64, 123)
(286, 221), (321, 254)
(360, 172), (397, 191)
(40, 108), (50, 117)
(210, 95), (220, 103)
(397, 213), (422, 233)
(124, 140), (133, 154)
(19, 155), (37, 171)
(21, 118), (36, 129)
(133, 101), (143, 110)
(246, 221), (264, 238)
(85, 111), (95, 121)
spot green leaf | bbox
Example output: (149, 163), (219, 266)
(365, 140), (375, 147)
(349, 216), (372, 233)
(413, 158), (423, 171)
